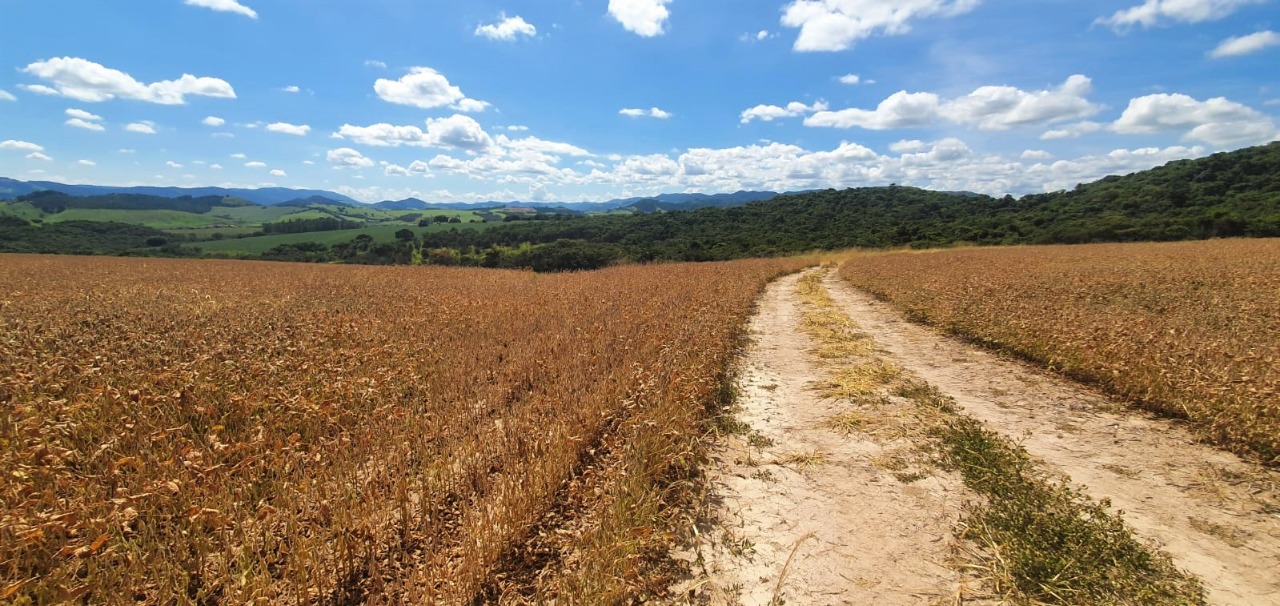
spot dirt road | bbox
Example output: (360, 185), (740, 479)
(686, 269), (1280, 605)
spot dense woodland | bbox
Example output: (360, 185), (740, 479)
(1, 142), (1277, 271)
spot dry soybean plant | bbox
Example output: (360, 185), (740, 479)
(0, 254), (805, 603)
(839, 239), (1280, 464)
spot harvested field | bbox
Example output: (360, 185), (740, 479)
(0, 254), (805, 603)
(839, 239), (1280, 463)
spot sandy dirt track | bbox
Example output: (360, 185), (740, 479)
(686, 272), (972, 605)
(685, 269), (1280, 605)
(821, 271), (1280, 606)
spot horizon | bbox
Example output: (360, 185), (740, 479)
(1, 1), (1278, 203)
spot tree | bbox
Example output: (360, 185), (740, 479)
(395, 228), (415, 243)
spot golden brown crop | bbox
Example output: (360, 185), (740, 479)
(0, 254), (805, 603)
(839, 240), (1280, 464)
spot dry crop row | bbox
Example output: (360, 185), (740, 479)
(839, 239), (1280, 464)
(0, 254), (805, 603)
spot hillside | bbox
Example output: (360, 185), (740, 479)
(2, 142), (1276, 269)
(431, 142), (1280, 262)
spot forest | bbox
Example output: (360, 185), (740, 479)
(1, 142), (1277, 271)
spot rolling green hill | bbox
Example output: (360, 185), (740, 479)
(2, 142), (1277, 270)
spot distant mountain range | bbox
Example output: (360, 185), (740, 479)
(0, 177), (784, 213)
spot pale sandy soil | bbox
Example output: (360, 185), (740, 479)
(681, 272), (975, 605)
(822, 271), (1280, 606)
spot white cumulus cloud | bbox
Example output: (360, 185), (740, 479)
(1041, 121), (1103, 140)
(620, 107), (673, 119)
(21, 57), (235, 104)
(203, 116), (226, 127)
(126, 121), (158, 134)
(940, 75), (1100, 130)
(281, 85), (301, 93)
(781, 0), (981, 52)
(328, 147), (375, 168)
(475, 15), (537, 41)
(78, 159), (96, 166)
(609, 0), (673, 37)
(1209, 30), (1280, 58)
(334, 114), (496, 152)
(270, 169), (287, 177)
(1097, 0), (1263, 30)
(0, 90), (17, 102)
(808, 75), (1099, 131)
(27, 152), (53, 161)
(167, 161), (184, 169)
(66, 118), (106, 131)
(1, 140), (44, 152)
(66, 108), (102, 121)
(740, 100), (829, 123)
(245, 161), (267, 168)
(806, 91), (941, 129)
(184, 0), (258, 19)
(374, 67), (488, 112)
(266, 122), (311, 136)
(1112, 93), (1277, 147)
(838, 74), (862, 85)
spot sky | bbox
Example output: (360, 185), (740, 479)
(0, 0), (1277, 203)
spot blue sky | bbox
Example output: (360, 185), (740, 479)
(0, 0), (1277, 203)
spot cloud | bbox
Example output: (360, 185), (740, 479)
(1097, 0), (1263, 30)
(281, 85), (301, 93)
(126, 121), (158, 134)
(1021, 149), (1054, 160)
(506, 125), (530, 132)
(65, 108), (106, 131)
(374, 67), (488, 112)
(78, 159), (96, 166)
(1209, 30), (1280, 58)
(808, 75), (1098, 131)
(230, 153), (247, 159)
(609, 0), (673, 37)
(1041, 121), (1103, 140)
(838, 74), (862, 85)
(185, 0), (257, 19)
(245, 161), (267, 168)
(334, 115), (496, 152)
(1112, 93), (1277, 146)
(27, 152), (53, 161)
(365, 60), (388, 69)
(167, 161), (184, 169)
(620, 107), (673, 119)
(476, 15), (538, 41)
(266, 122), (311, 136)
(940, 75), (1100, 130)
(781, 0), (981, 52)
(806, 91), (941, 129)
(203, 116), (226, 127)
(270, 169), (287, 177)
(66, 118), (106, 131)
(66, 108), (102, 121)
(889, 139), (927, 153)
(328, 147), (375, 168)
(454, 98), (492, 113)
(740, 100), (829, 123)
(498, 135), (593, 157)
(0, 90), (15, 102)
(1, 140), (44, 152)
(21, 57), (235, 105)
(210, 163), (223, 170)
